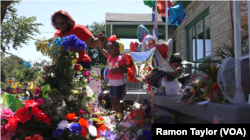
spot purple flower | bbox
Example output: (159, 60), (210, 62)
(62, 34), (87, 52)
(68, 123), (82, 135)
(88, 121), (91, 126)
(100, 130), (117, 140)
(53, 129), (64, 137)
(138, 125), (152, 140)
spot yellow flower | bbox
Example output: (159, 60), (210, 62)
(72, 90), (78, 94)
(33, 83), (37, 90)
(15, 82), (20, 87)
(80, 65), (83, 71)
(27, 81), (33, 90)
(11, 84), (16, 89)
(7, 79), (13, 84)
(12, 90), (16, 93)
(71, 59), (77, 64)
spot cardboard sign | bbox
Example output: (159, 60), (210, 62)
(88, 68), (102, 109)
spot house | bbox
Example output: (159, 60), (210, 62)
(169, 1), (248, 74)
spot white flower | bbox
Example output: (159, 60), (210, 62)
(88, 125), (97, 137)
(57, 120), (69, 130)
(86, 86), (94, 96)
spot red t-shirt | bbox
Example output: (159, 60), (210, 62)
(54, 24), (93, 63)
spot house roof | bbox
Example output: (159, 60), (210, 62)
(105, 13), (164, 23)
(0, 0), (13, 25)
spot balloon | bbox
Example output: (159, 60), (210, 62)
(142, 35), (154, 52)
(117, 40), (124, 53)
(104, 67), (109, 83)
(137, 25), (150, 43)
(24, 61), (32, 69)
(98, 91), (111, 110)
(157, 0), (173, 17)
(143, 0), (155, 8)
(137, 43), (142, 52)
(154, 44), (168, 60)
(169, 2), (186, 26)
(167, 39), (173, 61)
(130, 41), (138, 52)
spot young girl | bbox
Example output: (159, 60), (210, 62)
(98, 34), (127, 122)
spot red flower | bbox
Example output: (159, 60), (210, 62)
(66, 113), (76, 120)
(25, 134), (43, 140)
(34, 112), (51, 126)
(17, 114), (32, 123)
(94, 117), (106, 130)
(212, 83), (219, 91)
(16, 107), (29, 115)
(16, 107), (32, 123)
(74, 64), (81, 71)
(80, 127), (88, 137)
(31, 107), (43, 118)
(42, 114), (51, 126)
(97, 125), (108, 132)
(94, 131), (100, 140)
(24, 100), (39, 108)
(79, 118), (89, 128)
(5, 116), (18, 131)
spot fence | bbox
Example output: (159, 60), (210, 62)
(125, 74), (146, 91)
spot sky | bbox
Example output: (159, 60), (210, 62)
(5, 0), (156, 63)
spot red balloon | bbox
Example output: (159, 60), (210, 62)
(155, 44), (169, 60)
(130, 41), (139, 52)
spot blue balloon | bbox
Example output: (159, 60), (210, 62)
(24, 61), (31, 69)
(137, 25), (150, 43)
(169, 2), (186, 27)
(104, 67), (109, 82)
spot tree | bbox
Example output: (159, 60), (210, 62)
(1, 1), (43, 53)
(85, 22), (107, 66)
(0, 52), (39, 87)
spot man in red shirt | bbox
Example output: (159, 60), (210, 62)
(52, 10), (104, 69)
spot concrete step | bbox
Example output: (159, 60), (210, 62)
(123, 91), (147, 101)
(154, 107), (175, 124)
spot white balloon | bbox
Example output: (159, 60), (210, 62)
(167, 39), (173, 61)
(88, 125), (97, 137)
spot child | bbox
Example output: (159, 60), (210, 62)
(98, 34), (127, 122)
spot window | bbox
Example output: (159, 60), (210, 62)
(186, 9), (210, 74)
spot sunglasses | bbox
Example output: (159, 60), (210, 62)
(55, 22), (66, 27)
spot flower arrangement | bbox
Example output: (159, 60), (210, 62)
(180, 73), (208, 104)
(1, 100), (51, 140)
(165, 53), (187, 82)
(1, 34), (104, 140)
(51, 113), (108, 139)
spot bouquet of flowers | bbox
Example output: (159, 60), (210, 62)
(1, 34), (102, 140)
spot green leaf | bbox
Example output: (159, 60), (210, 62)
(92, 94), (96, 98)
(93, 118), (102, 123)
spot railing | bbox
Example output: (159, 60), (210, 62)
(125, 74), (146, 91)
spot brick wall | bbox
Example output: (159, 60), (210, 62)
(169, 1), (248, 61)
